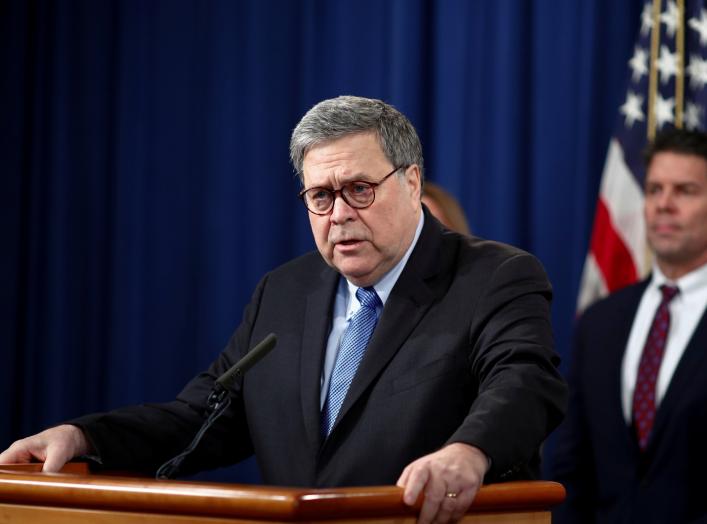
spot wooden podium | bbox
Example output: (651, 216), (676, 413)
(0, 464), (564, 523)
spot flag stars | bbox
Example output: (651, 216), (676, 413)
(629, 46), (649, 83)
(685, 102), (703, 129)
(654, 94), (676, 128)
(620, 91), (645, 128)
(661, 0), (681, 38)
(641, 3), (654, 36)
(689, 8), (707, 46)
(656, 45), (680, 85)
(687, 55), (707, 90)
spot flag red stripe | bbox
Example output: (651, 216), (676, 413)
(590, 198), (639, 292)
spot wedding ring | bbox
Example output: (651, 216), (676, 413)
(445, 492), (458, 498)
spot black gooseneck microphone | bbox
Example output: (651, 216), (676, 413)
(155, 333), (277, 479)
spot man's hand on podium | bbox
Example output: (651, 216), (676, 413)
(397, 442), (489, 524)
(0, 424), (91, 473)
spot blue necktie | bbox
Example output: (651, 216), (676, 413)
(321, 287), (381, 438)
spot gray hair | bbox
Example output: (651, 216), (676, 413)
(289, 95), (425, 184)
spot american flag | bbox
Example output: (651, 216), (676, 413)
(577, 0), (707, 312)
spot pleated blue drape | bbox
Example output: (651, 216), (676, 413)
(1, 0), (643, 481)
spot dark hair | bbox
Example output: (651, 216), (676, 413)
(644, 128), (707, 166)
(290, 95), (424, 184)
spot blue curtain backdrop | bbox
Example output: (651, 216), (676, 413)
(1, 0), (642, 481)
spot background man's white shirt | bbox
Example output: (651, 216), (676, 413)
(621, 262), (707, 422)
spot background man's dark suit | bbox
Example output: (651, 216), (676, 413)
(72, 210), (567, 486)
(552, 279), (707, 523)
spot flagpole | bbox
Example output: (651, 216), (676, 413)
(647, 0), (662, 141)
(642, 0), (666, 275)
(676, 0), (685, 129)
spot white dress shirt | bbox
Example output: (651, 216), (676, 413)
(621, 261), (707, 423)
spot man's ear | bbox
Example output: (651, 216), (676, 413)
(404, 164), (422, 202)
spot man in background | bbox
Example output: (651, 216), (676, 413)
(1, 96), (567, 524)
(553, 128), (707, 523)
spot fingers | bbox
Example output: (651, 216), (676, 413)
(43, 425), (91, 472)
(415, 468), (469, 524)
(449, 489), (476, 522)
(0, 438), (40, 465)
(0, 425), (91, 473)
(42, 447), (73, 473)
(418, 473), (449, 524)
(397, 443), (488, 524)
(42, 440), (72, 473)
(399, 460), (457, 523)
(398, 463), (429, 506)
(396, 463), (411, 488)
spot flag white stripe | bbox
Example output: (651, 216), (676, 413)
(599, 139), (650, 276)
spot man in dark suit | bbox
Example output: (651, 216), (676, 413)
(552, 128), (707, 523)
(1, 96), (567, 524)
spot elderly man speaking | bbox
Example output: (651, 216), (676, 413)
(1, 96), (567, 524)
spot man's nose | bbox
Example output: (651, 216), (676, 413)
(330, 193), (357, 224)
(656, 189), (676, 210)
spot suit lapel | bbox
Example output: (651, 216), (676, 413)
(326, 211), (448, 438)
(300, 265), (339, 451)
(608, 284), (648, 454)
(649, 307), (707, 452)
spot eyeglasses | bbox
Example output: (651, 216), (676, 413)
(298, 166), (405, 216)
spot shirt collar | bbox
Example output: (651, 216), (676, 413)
(344, 212), (425, 319)
(650, 260), (707, 298)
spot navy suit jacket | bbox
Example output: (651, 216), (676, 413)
(552, 280), (707, 523)
(73, 210), (567, 487)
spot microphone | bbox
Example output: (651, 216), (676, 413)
(156, 333), (278, 480)
(207, 333), (278, 410)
